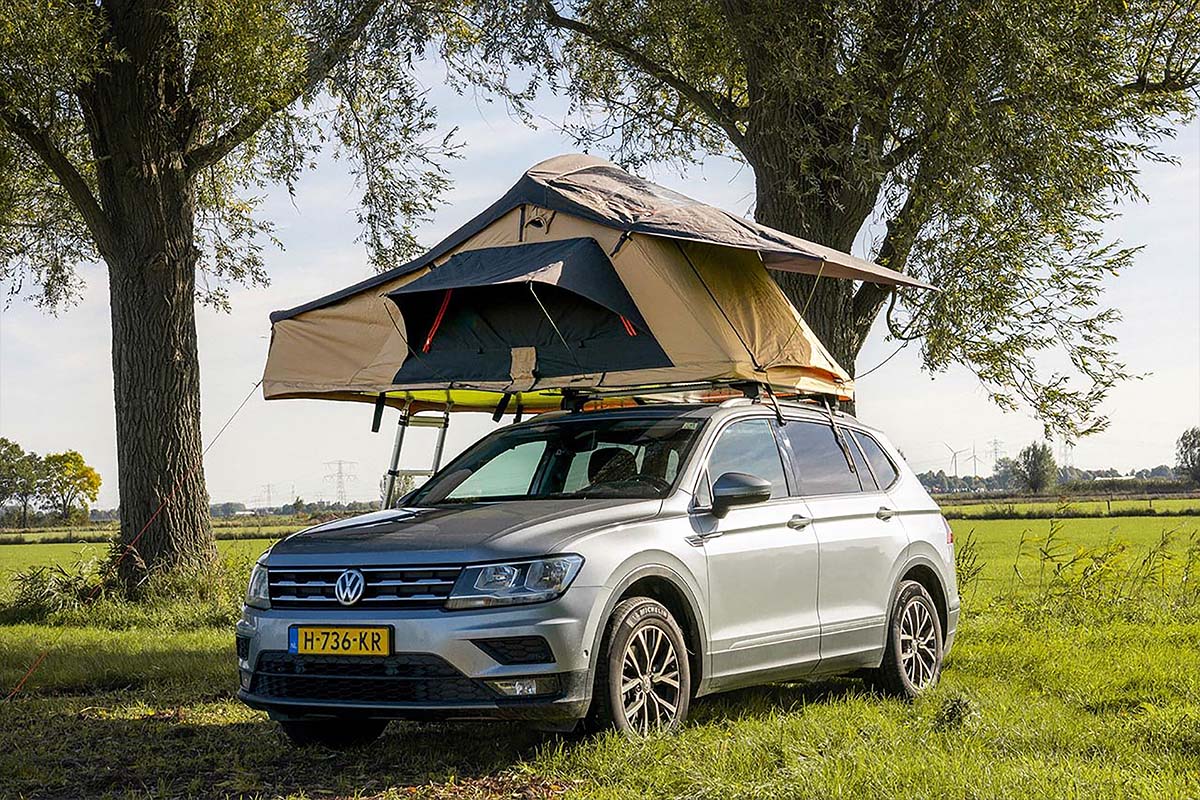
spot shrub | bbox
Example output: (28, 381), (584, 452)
(1, 552), (253, 630)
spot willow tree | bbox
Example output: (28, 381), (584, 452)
(0, 1), (456, 586)
(481, 0), (1199, 434)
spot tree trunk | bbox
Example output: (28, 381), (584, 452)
(104, 173), (216, 589)
(74, 15), (218, 591)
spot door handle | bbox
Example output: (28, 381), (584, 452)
(876, 506), (896, 521)
(787, 515), (812, 530)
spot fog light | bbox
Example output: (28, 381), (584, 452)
(239, 670), (252, 691)
(488, 675), (560, 697)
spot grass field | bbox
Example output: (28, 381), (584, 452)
(1, 516), (1198, 799)
(940, 495), (1200, 518)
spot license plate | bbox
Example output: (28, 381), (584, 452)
(289, 626), (391, 656)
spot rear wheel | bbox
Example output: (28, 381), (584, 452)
(868, 580), (944, 699)
(278, 718), (388, 748)
(588, 597), (691, 736)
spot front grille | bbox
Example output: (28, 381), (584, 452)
(249, 651), (494, 704)
(472, 636), (554, 665)
(267, 565), (462, 609)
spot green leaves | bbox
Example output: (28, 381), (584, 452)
(524, 0), (1198, 437)
(0, 0), (466, 310)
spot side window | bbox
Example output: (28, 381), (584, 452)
(845, 430), (876, 490)
(853, 431), (900, 489)
(705, 419), (789, 500)
(783, 422), (863, 495)
(446, 440), (546, 499)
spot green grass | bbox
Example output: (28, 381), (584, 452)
(0, 524), (304, 546)
(0, 518), (1198, 798)
(0, 538), (274, 601)
(940, 495), (1200, 518)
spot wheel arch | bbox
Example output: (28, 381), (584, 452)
(589, 563), (708, 696)
(891, 555), (950, 641)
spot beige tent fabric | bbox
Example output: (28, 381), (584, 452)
(263, 205), (855, 409)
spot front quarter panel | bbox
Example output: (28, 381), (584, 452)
(563, 505), (711, 693)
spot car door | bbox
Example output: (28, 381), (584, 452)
(780, 418), (910, 670)
(691, 416), (821, 688)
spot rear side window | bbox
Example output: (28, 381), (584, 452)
(706, 419), (788, 500)
(852, 431), (899, 488)
(783, 422), (863, 495)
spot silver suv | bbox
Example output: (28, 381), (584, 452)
(237, 400), (958, 745)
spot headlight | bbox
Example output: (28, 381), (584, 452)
(446, 555), (584, 610)
(245, 561), (270, 610)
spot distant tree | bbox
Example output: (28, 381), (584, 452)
(210, 502), (247, 518)
(8, 449), (45, 528)
(0, 437), (23, 509)
(40, 451), (102, 521)
(1013, 443), (1058, 494)
(992, 458), (1019, 492)
(1178, 428), (1200, 483)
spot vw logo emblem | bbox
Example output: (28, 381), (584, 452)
(334, 569), (365, 606)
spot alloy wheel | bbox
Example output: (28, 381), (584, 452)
(899, 598), (938, 689)
(619, 623), (682, 734)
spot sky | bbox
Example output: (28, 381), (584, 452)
(1, 73), (1198, 508)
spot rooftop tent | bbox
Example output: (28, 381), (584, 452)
(262, 154), (935, 413)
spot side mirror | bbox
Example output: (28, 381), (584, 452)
(710, 472), (773, 519)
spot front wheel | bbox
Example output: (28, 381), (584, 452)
(588, 597), (692, 736)
(867, 580), (944, 699)
(278, 718), (388, 748)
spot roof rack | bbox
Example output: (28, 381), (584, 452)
(558, 380), (841, 413)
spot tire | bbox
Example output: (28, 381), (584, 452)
(278, 718), (388, 748)
(867, 580), (944, 699)
(587, 597), (692, 736)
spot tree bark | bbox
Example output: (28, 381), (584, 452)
(108, 232), (216, 586)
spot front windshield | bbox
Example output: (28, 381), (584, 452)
(409, 415), (706, 504)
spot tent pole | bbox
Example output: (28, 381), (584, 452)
(382, 401), (413, 509)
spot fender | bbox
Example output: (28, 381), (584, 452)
(884, 544), (957, 634)
(582, 559), (710, 699)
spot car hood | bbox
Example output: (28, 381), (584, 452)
(265, 498), (661, 567)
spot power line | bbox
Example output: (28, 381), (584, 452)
(324, 461), (358, 504)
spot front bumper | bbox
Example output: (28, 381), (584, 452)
(236, 585), (607, 722)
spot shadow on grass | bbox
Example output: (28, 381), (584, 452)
(1, 698), (560, 799)
(689, 675), (868, 725)
(0, 675), (873, 798)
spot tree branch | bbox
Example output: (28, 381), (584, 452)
(542, 0), (747, 151)
(0, 105), (114, 256)
(851, 184), (923, 341)
(184, 0), (385, 174)
(1117, 75), (1199, 94)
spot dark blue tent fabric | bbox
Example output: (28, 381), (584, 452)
(385, 238), (648, 330)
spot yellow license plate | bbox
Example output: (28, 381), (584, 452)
(289, 626), (391, 656)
